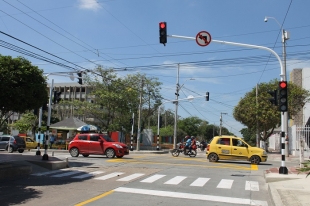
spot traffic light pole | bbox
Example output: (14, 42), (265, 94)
(36, 107), (42, 156)
(168, 34), (288, 174)
(42, 79), (53, 160)
(130, 113), (134, 151)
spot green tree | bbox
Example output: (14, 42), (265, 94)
(178, 116), (202, 137)
(0, 55), (48, 130)
(240, 128), (256, 146)
(233, 79), (310, 144)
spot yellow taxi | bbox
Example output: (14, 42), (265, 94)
(19, 136), (39, 150)
(206, 135), (267, 164)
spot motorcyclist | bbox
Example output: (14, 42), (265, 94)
(190, 136), (197, 153)
(184, 136), (192, 154)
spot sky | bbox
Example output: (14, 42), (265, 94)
(1, 0), (310, 137)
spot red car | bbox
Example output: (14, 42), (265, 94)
(68, 133), (129, 158)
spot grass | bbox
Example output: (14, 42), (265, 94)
(296, 160), (310, 177)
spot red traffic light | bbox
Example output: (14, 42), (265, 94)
(160, 22), (166, 29)
(279, 81), (287, 89)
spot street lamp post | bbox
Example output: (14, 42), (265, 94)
(220, 112), (227, 136)
(264, 16), (290, 158)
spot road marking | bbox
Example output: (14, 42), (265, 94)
(75, 190), (114, 206)
(51, 170), (84, 177)
(190, 177), (210, 187)
(245, 181), (259, 191)
(114, 187), (268, 206)
(164, 176), (187, 185)
(140, 174), (166, 183)
(94, 172), (124, 180)
(117, 173), (145, 181)
(72, 171), (104, 179)
(217, 179), (234, 189)
(107, 159), (257, 171)
(31, 170), (64, 176)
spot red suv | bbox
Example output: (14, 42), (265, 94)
(68, 133), (129, 158)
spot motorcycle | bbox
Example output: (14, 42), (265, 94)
(171, 142), (197, 157)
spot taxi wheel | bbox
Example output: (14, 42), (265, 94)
(250, 155), (261, 165)
(69, 147), (79, 157)
(106, 148), (116, 158)
(208, 153), (219, 162)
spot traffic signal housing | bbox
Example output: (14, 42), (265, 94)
(278, 81), (288, 112)
(159, 22), (167, 45)
(206, 92), (209, 101)
(53, 91), (62, 104)
(159, 115), (163, 128)
(267, 90), (278, 106)
(77, 72), (82, 85)
(130, 118), (133, 125)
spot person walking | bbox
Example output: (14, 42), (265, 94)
(50, 135), (56, 149)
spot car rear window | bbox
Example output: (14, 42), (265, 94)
(13, 136), (25, 143)
(78, 135), (88, 140)
(217, 138), (230, 145)
(0, 137), (10, 141)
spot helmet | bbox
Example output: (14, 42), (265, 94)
(191, 136), (195, 139)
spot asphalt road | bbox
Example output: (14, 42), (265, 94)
(0, 151), (278, 206)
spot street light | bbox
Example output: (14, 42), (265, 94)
(158, 95), (206, 150)
(265, 16), (290, 164)
(174, 65), (195, 150)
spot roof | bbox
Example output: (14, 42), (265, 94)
(50, 117), (87, 130)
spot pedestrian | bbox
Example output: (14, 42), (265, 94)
(50, 135), (56, 149)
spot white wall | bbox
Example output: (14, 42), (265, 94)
(302, 68), (310, 125)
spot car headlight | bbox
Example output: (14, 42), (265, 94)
(263, 151), (267, 155)
(113, 144), (123, 148)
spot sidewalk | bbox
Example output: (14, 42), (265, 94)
(265, 153), (310, 206)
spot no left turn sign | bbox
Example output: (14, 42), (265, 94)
(196, 31), (212, 47)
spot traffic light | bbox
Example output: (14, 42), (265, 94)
(130, 118), (133, 125)
(159, 22), (167, 45)
(53, 91), (62, 104)
(267, 90), (278, 106)
(77, 72), (82, 85)
(159, 116), (163, 128)
(42, 103), (48, 111)
(206, 92), (209, 101)
(278, 81), (288, 112)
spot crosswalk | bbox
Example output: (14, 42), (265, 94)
(31, 168), (261, 191)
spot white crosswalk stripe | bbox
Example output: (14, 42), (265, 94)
(51, 170), (84, 177)
(140, 174), (166, 183)
(164, 176), (187, 185)
(94, 172), (124, 180)
(245, 181), (259, 191)
(72, 171), (104, 179)
(117, 173), (145, 181)
(216, 179), (234, 189)
(190, 177), (210, 187)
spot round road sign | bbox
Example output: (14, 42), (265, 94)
(196, 31), (212, 47)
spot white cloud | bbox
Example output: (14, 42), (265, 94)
(77, 0), (101, 11)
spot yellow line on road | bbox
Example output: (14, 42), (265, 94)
(75, 190), (114, 206)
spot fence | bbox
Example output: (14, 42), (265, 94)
(289, 125), (310, 161)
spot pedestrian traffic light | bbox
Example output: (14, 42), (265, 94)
(206, 92), (209, 101)
(53, 91), (62, 104)
(267, 90), (278, 106)
(159, 22), (167, 45)
(278, 81), (288, 112)
(77, 72), (82, 85)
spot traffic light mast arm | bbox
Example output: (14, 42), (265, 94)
(167, 34), (284, 80)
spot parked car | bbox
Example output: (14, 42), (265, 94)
(19, 136), (39, 150)
(0, 135), (26, 153)
(206, 135), (267, 165)
(68, 133), (129, 158)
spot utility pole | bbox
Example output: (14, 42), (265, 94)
(136, 79), (144, 151)
(173, 64), (180, 149)
(220, 112), (227, 136)
(256, 84), (259, 148)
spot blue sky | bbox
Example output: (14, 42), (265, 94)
(1, 0), (309, 137)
